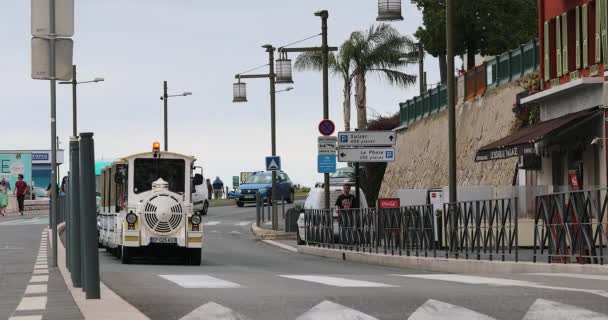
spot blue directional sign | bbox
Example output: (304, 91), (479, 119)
(265, 156), (281, 171)
(317, 154), (337, 173)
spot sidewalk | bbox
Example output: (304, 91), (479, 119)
(0, 213), (82, 320)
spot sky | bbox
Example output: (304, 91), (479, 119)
(1, 1), (440, 188)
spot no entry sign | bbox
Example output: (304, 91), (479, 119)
(318, 119), (335, 136)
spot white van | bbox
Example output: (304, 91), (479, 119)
(296, 185), (368, 244)
(191, 171), (209, 216)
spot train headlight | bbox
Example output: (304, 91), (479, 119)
(126, 213), (138, 224)
(191, 214), (202, 225)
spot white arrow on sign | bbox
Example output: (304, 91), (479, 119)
(337, 147), (396, 163)
(338, 131), (397, 147)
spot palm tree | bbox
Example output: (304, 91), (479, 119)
(350, 24), (417, 129)
(294, 40), (355, 131)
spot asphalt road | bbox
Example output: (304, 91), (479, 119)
(98, 205), (608, 320)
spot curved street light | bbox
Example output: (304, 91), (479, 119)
(160, 81), (192, 151)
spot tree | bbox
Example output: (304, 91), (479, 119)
(294, 40), (355, 131)
(349, 24), (417, 130)
(412, 0), (537, 75)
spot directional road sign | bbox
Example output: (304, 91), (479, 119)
(337, 147), (396, 163)
(232, 176), (239, 188)
(338, 131), (397, 147)
(318, 120), (336, 136)
(31, 0), (75, 37)
(265, 156), (281, 171)
(318, 136), (337, 155)
(318, 154), (337, 173)
(31, 37), (73, 80)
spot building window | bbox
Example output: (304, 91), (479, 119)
(583, 4), (589, 67)
(544, 20), (551, 80)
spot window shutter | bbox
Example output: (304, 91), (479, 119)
(562, 13), (569, 73)
(597, 0), (602, 63)
(583, 4), (589, 67)
(576, 6), (581, 69)
(602, 0), (608, 63)
(545, 21), (551, 80)
(557, 15), (563, 77)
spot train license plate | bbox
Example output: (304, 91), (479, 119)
(150, 237), (177, 244)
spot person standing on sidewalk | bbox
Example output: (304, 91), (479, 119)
(0, 179), (9, 216)
(14, 174), (28, 216)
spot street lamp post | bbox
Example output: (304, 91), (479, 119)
(160, 81), (192, 151)
(279, 10), (338, 210)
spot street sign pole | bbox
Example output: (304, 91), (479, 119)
(49, 0), (59, 268)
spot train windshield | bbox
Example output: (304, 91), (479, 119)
(133, 158), (185, 194)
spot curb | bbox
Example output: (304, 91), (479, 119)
(298, 245), (608, 275)
(250, 223), (297, 240)
(56, 223), (150, 320)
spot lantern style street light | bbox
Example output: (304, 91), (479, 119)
(233, 79), (248, 102)
(275, 52), (294, 84)
(160, 81), (192, 151)
(377, 0), (404, 21)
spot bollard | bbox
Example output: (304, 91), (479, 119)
(256, 191), (261, 227)
(79, 133), (100, 299)
(69, 137), (82, 287)
(65, 190), (69, 269)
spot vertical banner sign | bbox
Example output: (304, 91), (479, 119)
(0, 153), (33, 189)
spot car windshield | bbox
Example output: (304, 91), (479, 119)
(330, 167), (355, 178)
(133, 158), (185, 194)
(245, 174), (272, 184)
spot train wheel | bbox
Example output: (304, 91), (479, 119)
(189, 248), (202, 266)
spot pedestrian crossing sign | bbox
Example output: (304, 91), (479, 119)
(265, 156), (281, 171)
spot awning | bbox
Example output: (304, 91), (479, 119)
(475, 108), (601, 162)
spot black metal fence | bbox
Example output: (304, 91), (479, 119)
(534, 189), (607, 265)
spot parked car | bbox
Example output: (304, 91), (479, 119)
(236, 171), (294, 207)
(296, 186), (368, 245)
(192, 173), (209, 215)
(227, 190), (240, 199)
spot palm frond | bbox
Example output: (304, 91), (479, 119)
(369, 68), (417, 88)
(294, 52), (324, 71)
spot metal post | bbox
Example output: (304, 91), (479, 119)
(266, 45), (279, 231)
(355, 162), (361, 207)
(70, 137), (82, 287)
(447, 0), (457, 204)
(163, 81), (168, 151)
(419, 43), (425, 95)
(320, 10), (331, 210)
(79, 133), (100, 299)
(72, 65), (78, 136)
(49, 0), (59, 268)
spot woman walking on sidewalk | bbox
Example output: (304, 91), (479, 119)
(0, 179), (9, 216)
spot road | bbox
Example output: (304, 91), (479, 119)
(96, 205), (608, 320)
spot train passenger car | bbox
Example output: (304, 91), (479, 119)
(98, 143), (204, 265)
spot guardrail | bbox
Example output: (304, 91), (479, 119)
(400, 39), (539, 127)
(534, 189), (607, 265)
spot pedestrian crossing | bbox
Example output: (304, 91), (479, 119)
(174, 298), (608, 320)
(0, 216), (49, 226)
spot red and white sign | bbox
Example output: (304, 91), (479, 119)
(568, 170), (580, 191)
(378, 198), (400, 209)
(318, 119), (336, 136)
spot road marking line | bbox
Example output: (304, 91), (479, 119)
(33, 269), (48, 274)
(24, 284), (47, 295)
(16, 296), (47, 311)
(205, 221), (221, 226)
(296, 300), (378, 320)
(179, 302), (251, 320)
(159, 275), (241, 288)
(527, 273), (608, 281)
(408, 299), (496, 320)
(228, 231), (242, 235)
(8, 316), (43, 320)
(263, 240), (297, 252)
(235, 221), (250, 226)
(30, 275), (49, 283)
(279, 275), (396, 287)
(522, 299), (608, 320)
(393, 274), (608, 299)
(33, 265), (47, 270)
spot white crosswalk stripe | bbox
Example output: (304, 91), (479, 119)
(408, 299), (496, 320)
(180, 302), (251, 320)
(296, 300), (379, 320)
(159, 275), (241, 288)
(279, 275), (396, 287)
(522, 299), (608, 320)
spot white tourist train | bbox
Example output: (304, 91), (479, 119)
(98, 142), (204, 265)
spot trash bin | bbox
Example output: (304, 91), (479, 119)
(285, 208), (300, 232)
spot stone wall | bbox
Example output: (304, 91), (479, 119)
(380, 82), (521, 198)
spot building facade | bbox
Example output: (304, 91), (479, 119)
(1, 150), (64, 189)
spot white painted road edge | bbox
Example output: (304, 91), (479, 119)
(262, 240), (298, 252)
(55, 223), (150, 320)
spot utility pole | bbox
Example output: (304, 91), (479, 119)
(266, 45), (279, 231)
(49, 0), (59, 268)
(447, 0), (457, 204)
(320, 10), (331, 210)
(418, 43), (425, 95)
(163, 81), (168, 151)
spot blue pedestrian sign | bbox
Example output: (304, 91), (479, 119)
(317, 154), (337, 173)
(265, 156), (281, 171)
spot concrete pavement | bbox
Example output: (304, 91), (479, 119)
(95, 204), (608, 320)
(0, 211), (82, 320)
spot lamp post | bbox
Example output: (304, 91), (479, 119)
(160, 81), (192, 151)
(279, 10), (338, 210)
(59, 65), (105, 136)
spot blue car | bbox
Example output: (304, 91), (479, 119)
(236, 171), (294, 207)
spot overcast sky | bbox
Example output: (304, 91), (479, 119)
(1, 1), (439, 187)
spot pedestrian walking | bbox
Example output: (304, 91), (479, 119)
(212, 176), (224, 200)
(15, 174), (28, 216)
(206, 179), (213, 201)
(0, 178), (9, 216)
